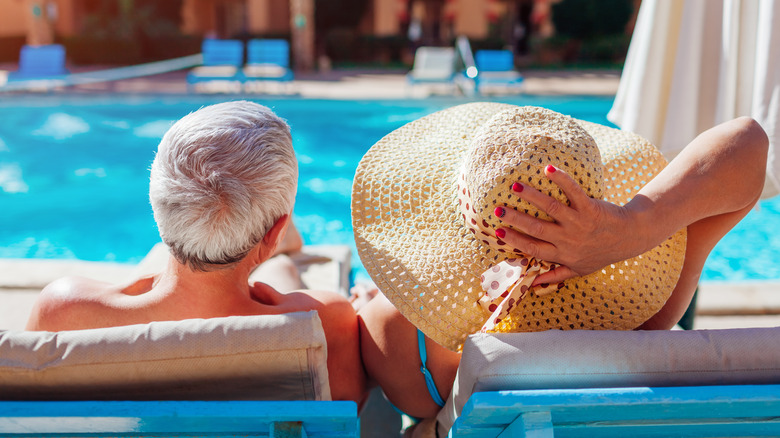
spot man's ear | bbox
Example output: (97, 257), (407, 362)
(260, 214), (290, 258)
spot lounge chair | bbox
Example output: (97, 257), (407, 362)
(0, 240), (375, 437)
(436, 328), (780, 437)
(474, 49), (524, 95)
(243, 39), (294, 94)
(406, 46), (457, 96)
(0, 311), (358, 437)
(186, 39), (244, 93)
(6, 44), (68, 89)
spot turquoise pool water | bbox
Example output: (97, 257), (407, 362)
(0, 95), (777, 282)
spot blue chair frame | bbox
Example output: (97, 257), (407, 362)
(0, 400), (359, 437)
(449, 385), (780, 437)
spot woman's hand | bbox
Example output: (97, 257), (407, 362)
(495, 165), (645, 286)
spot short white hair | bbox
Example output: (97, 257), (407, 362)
(150, 101), (298, 271)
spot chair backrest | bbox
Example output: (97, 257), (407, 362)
(16, 44), (68, 77)
(201, 39), (244, 67)
(411, 47), (456, 79)
(0, 311), (330, 401)
(475, 50), (515, 72)
(247, 39), (290, 68)
(437, 327), (780, 434)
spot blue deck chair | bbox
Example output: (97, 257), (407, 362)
(7, 44), (68, 85)
(474, 49), (524, 95)
(406, 46), (458, 95)
(438, 327), (780, 437)
(186, 39), (244, 93)
(0, 312), (359, 437)
(243, 39), (294, 93)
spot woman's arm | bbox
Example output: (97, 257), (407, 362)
(495, 117), (769, 327)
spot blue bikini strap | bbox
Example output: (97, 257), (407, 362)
(417, 329), (446, 407)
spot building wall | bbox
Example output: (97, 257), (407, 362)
(0, 0), (33, 38)
(453, 0), (488, 39)
(373, 0), (402, 36)
(247, 0), (290, 35)
(2, 0), (517, 52)
(182, 0), (218, 36)
(53, 0), (77, 36)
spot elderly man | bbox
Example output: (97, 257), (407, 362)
(26, 101), (366, 403)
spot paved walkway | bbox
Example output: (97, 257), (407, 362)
(0, 66), (622, 97)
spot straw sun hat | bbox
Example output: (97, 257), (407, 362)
(352, 103), (687, 351)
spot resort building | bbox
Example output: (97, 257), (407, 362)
(0, 0), (558, 68)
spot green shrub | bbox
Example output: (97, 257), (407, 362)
(551, 0), (633, 39)
(578, 33), (631, 62)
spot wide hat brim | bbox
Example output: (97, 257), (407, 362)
(352, 103), (687, 351)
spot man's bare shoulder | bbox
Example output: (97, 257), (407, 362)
(25, 276), (118, 331)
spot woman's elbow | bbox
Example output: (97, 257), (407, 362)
(733, 116), (769, 158)
(728, 117), (769, 201)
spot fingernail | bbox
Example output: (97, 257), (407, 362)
(511, 182), (523, 192)
(546, 165), (556, 173)
(494, 207), (505, 218)
(495, 228), (506, 239)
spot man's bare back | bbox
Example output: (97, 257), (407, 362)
(26, 255), (366, 403)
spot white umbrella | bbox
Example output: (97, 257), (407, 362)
(608, 0), (780, 198)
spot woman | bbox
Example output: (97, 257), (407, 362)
(352, 103), (769, 419)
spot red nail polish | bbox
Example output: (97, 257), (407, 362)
(511, 182), (523, 192)
(496, 228), (506, 239)
(494, 207), (505, 218)
(546, 165), (556, 173)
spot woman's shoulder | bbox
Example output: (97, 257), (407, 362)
(297, 289), (356, 329)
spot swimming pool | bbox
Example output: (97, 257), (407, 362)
(0, 95), (777, 282)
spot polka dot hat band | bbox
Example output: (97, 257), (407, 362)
(352, 103), (687, 351)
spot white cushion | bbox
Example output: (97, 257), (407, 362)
(437, 327), (780, 434)
(0, 311), (330, 401)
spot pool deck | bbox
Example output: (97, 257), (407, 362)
(1, 66), (779, 331)
(0, 65), (622, 97)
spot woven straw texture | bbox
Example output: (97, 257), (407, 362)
(352, 103), (687, 351)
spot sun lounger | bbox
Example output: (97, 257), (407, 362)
(407, 46), (458, 95)
(0, 311), (359, 437)
(0, 238), (366, 436)
(186, 39), (244, 93)
(474, 49), (524, 95)
(6, 44), (68, 89)
(243, 39), (294, 94)
(437, 327), (780, 437)
(7, 44), (68, 80)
